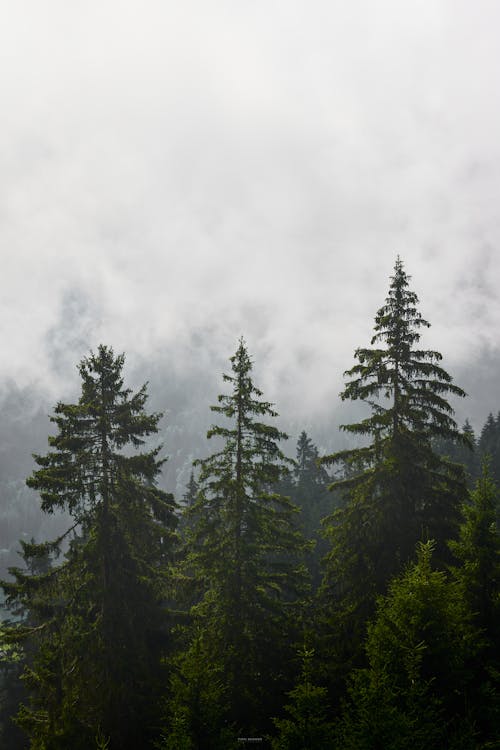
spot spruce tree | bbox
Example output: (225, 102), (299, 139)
(338, 542), (477, 750)
(270, 647), (335, 750)
(478, 412), (500, 487)
(2, 345), (177, 750)
(319, 258), (468, 684)
(435, 419), (478, 483)
(449, 461), (500, 742)
(291, 431), (334, 589)
(180, 338), (308, 739)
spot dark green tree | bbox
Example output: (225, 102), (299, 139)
(435, 419), (479, 483)
(478, 412), (500, 488)
(319, 258), (468, 684)
(270, 647), (335, 750)
(180, 338), (308, 739)
(338, 542), (477, 750)
(183, 470), (198, 510)
(290, 431), (335, 589)
(160, 629), (232, 750)
(449, 461), (500, 742)
(2, 345), (177, 750)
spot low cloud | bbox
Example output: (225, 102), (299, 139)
(0, 0), (498, 426)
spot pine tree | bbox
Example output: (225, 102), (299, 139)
(183, 470), (199, 510)
(291, 431), (335, 589)
(338, 542), (477, 750)
(178, 470), (199, 541)
(270, 647), (335, 750)
(478, 412), (500, 487)
(294, 431), (332, 535)
(435, 419), (478, 483)
(318, 258), (468, 687)
(181, 338), (308, 739)
(449, 461), (500, 742)
(2, 345), (177, 750)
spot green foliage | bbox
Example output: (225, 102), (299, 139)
(322, 257), (467, 572)
(1, 345), (177, 749)
(289, 431), (336, 589)
(318, 258), (468, 685)
(450, 460), (500, 630)
(478, 412), (500, 490)
(338, 541), (478, 749)
(161, 630), (233, 750)
(435, 419), (479, 483)
(271, 647), (335, 750)
(449, 461), (500, 744)
(95, 727), (111, 749)
(0, 620), (26, 749)
(182, 338), (309, 734)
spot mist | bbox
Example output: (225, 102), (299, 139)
(1, 1), (500, 574)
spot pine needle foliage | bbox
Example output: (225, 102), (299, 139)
(318, 258), (469, 688)
(183, 338), (309, 736)
(338, 541), (478, 750)
(2, 345), (177, 750)
(321, 257), (468, 588)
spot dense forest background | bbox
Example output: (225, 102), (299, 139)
(0, 259), (499, 749)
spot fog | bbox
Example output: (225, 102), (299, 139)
(1, 2), (500, 572)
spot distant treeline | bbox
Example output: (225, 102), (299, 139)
(1, 258), (499, 749)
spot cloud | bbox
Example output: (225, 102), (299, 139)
(0, 0), (499, 425)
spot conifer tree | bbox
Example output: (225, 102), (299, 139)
(322, 258), (468, 577)
(435, 419), (478, 482)
(270, 647), (335, 750)
(183, 470), (199, 510)
(180, 338), (308, 739)
(478, 412), (500, 486)
(291, 431), (334, 588)
(338, 542), (477, 750)
(2, 345), (177, 750)
(319, 258), (468, 684)
(178, 470), (199, 542)
(294, 431), (332, 532)
(449, 461), (500, 742)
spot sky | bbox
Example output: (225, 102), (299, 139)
(1, 1), (500, 430)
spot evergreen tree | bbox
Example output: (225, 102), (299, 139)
(161, 630), (232, 750)
(2, 345), (177, 750)
(338, 542), (477, 750)
(183, 470), (198, 510)
(449, 461), (500, 743)
(270, 647), (335, 750)
(181, 338), (308, 739)
(178, 470), (199, 542)
(0, 538), (52, 750)
(318, 258), (468, 686)
(478, 413), (497, 457)
(0, 620), (25, 749)
(435, 419), (478, 483)
(478, 412), (500, 488)
(291, 431), (335, 589)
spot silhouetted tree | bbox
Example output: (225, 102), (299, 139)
(319, 258), (468, 686)
(2, 345), (177, 750)
(176, 339), (308, 740)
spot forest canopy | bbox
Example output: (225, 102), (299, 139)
(0, 259), (499, 749)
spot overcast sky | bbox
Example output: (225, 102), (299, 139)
(1, 1), (499, 428)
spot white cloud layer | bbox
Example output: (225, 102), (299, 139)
(1, 1), (499, 424)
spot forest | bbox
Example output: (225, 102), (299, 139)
(0, 258), (499, 749)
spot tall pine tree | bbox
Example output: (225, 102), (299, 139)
(319, 258), (468, 685)
(449, 461), (500, 742)
(338, 542), (477, 750)
(2, 345), (177, 750)
(291, 431), (334, 589)
(174, 338), (308, 741)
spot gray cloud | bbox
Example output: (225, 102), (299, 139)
(0, 0), (499, 426)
